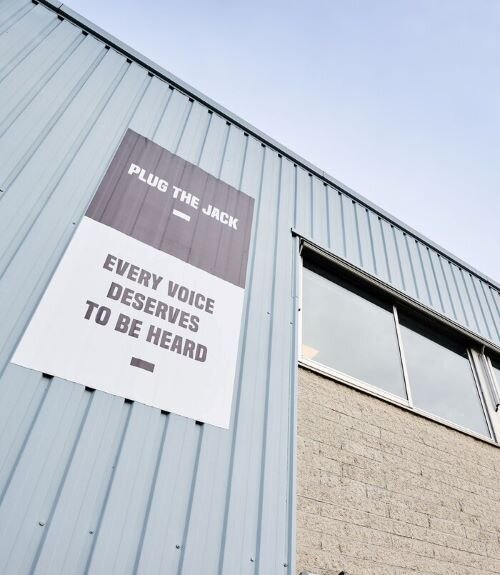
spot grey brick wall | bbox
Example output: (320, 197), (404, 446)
(297, 367), (500, 575)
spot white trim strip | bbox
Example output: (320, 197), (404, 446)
(393, 305), (413, 407)
(172, 209), (191, 222)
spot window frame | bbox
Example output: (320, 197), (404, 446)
(482, 354), (500, 411)
(298, 237), (500, 444)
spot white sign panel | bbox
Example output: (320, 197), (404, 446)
(12, 130), (254, 429)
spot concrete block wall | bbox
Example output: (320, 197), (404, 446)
(297, 367), (500, 575)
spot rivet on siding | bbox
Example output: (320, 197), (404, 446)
(38, 520), (46, 527)
(176, 544), (181, 549)
(250, 557), (254, 562)
(283, 562), (288, 567)
(89, 530), (94, 535)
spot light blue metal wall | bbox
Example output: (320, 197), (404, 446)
(0, 1), (498, 574)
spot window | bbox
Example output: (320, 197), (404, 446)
(399, 315), (489, 436)
(484, 356), (500, 410)
(302, 266), (406, 399)
(301, 262), (492, 438)
(492, 360), (500, 389)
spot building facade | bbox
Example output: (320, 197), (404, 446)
(0, 1), (499, 574)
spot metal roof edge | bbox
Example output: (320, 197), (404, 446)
(35, 0), (500, 291)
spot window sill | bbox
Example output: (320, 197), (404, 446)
(299, 358), (499, 448)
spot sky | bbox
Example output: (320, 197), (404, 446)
(66, 0), (500, 282)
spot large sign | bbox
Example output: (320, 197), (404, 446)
(12, 129), (254, 428)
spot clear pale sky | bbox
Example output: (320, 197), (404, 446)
(67, 0), (500, 282)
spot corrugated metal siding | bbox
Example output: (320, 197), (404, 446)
(293, 179), (500, 344)
(0, 1), (498, 574)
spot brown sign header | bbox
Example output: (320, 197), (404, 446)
(86, 129), (254, 288)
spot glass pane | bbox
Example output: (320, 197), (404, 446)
(400, 315), (489, 436)
(491, 359), (500, 400)
(302, 266), (407, 398)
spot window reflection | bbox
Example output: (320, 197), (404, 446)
(302, 266), (407, 399)
(399, 315), (489, 437)
(491, 359), (500, 390)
